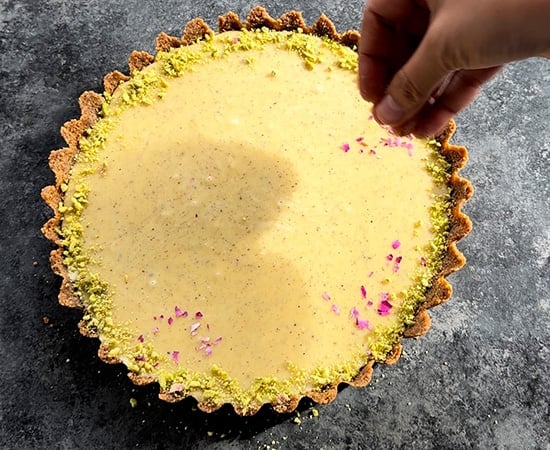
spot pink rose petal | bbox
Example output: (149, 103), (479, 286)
(360, 285), (367, 299)
(350, 306), (360, 318)
(341, 143), (350, 153)
(171, 351), (180, 363)
(378, 299), (393, 316)
(331, 304), (340, 315)
(392, 240), (401, 250)
(190, 322), (201, 335)
(356, 319), (370, 330)
(167, 317), (174, 325)
(175, 306), (187, 318)
(322, 291), (331, 302)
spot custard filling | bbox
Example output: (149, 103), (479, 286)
(60, 29), (451, 412)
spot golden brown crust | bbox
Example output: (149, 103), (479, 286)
(41, 6), (473, 416)
(181, 18), (213, 45)
(103, 70), (130, 95)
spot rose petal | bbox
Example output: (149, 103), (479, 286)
(377, 299), (393, 316)
(356, 319), (370, 330)
(172, 351), (180, 363)
(175, 306), (188, 318)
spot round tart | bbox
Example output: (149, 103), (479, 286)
(42, 7), (472, 415)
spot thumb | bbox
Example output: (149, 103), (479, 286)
(374, 31), (451, 129)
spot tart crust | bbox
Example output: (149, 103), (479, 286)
(41, 6), (473, 415)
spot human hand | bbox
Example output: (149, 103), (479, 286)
(359, 0), (550, 136)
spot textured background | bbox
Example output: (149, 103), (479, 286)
(1, 1), (549, 449)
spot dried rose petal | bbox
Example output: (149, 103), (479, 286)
(350, 307), (360, 318)
(322, 291), (331, 302)
(195, 312), (203, 319)
(378, 299), (393, 316)
(190, 322), (201, 335)
(392, 240), (401, 250)
(135, 355), (146, 362)
(204, 345), (213, 357)
(172, 351), (180, 363)
(331, 304), (340, 315)
(341, 143), (350, 152)
(360, 285), (367, 299)
(213, 337), (223, 345)
(137, 334), (144, 343)
(175, 306), (187, 318)
(167, 317), (174, 326)
(356, 319), (370, 330)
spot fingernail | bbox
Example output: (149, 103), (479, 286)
(376, 95), (405, 125)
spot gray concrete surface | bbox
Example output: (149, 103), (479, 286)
(1, 1), (549, 448)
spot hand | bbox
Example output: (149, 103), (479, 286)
(359, 0), (550, 136)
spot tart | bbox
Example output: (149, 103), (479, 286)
(41, 7), (473, 415)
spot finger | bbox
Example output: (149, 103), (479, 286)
(411, 66), (503, 136)
(359, 12), (395, 102)
(359, 3), (428, 103)
(364, 0), (422, 25)
(373, 28), (450, 127)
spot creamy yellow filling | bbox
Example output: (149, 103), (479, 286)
(60, 29), (451, 413)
